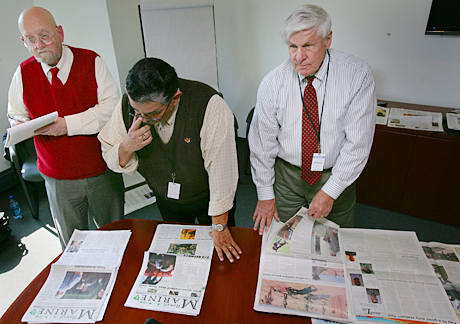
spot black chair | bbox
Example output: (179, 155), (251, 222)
(244, 107), (255, 175)
(4, 137), (44, 219)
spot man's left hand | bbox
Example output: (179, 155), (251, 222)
(35, 117), (68, 136)
(209, 227), (242, 263)
(308, 190), (334, 219)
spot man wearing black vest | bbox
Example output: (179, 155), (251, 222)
(99, 58), (241, 263)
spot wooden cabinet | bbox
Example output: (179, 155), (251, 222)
(356, 101), (460, 228)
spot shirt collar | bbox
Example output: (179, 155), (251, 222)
(41, 45), (72, 78)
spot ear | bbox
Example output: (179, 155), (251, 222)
(325, 30), (332, 49)
(57, 25), (64, 42)
(172, 90), (182, 106)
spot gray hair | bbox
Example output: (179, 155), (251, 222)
(280, 4), (331, 44)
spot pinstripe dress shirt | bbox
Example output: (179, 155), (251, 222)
(248, 49), (377, 201)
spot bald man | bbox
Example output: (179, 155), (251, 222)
(7, 7), (124, 249)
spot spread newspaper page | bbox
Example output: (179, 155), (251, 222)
(21, 229), (131, 323)
(253, 207), (353, 322)
(254, 207), (460, 324)
(341, 229), (459, 324)
(124, 224), (214, 316)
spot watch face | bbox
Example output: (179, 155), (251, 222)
(216, 224), (224, 231)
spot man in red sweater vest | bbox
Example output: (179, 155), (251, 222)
(7, 7), (124, 249)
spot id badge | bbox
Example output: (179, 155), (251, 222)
(311, 153), (325, 171)
(167, 182), (181, 199)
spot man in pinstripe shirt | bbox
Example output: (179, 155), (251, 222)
(249, 4), (376, 233)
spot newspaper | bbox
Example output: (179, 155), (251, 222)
(376, 107), (389, 125)
(446, 113), (460, 130)
(387, 108), (443, 132)
(5, 111), (58, 147)
(125, 224), (214, 316)
(254, 208), (459, 324)
(421, 242), (460, 322)
(341, 229), (459, 324)
(253, 207), (353, 322)
(21, 230), (131, 323)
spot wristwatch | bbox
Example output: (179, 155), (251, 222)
(212, 223), (227, 232)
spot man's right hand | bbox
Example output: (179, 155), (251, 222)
(118, 117), (152, 167)
(10, 116), (30, 127)
(253, 199), (279, 235)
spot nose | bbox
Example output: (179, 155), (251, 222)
(36, 39), (48, 50)
(296, 47), (307, 62)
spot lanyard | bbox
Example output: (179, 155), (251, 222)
(298, 49), (330, 151)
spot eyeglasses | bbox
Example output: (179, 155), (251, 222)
(21, 27), (58, 49)
(129, 110), (162, 123)
(128, 100), (172, 124)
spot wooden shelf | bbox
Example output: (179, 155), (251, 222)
(356, 100), (460, 228)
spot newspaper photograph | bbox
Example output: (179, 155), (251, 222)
(125, 224), (214, 316)
(421, 241), (460, 322)
(254, 207), (353, 322)
(22, 265), (118, 323)
(340, 229), (459, 324)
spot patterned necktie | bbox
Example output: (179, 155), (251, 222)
(301, 76), (322, 185)
(50, 67), (63, 88)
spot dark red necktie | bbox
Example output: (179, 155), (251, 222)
(50, 67), (63, 88)
(301, 76), (322, 185)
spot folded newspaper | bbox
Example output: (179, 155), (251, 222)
(124, 224), (214, 316)
(5, 111), (58, 148)
(387, 108), (443, 132)
(21, 229), (131, 323)
(254, 207), (460, 324)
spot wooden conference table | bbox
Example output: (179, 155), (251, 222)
(1, 219), (310, 324)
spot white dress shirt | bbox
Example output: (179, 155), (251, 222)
(98, 94), (238, 217)
(7, 45), (120, 135)
(249, 49), (377, 201)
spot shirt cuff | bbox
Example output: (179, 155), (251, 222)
(320, 178), (345, 200)
(256, 186), (275, 201)
(64, 114), (80, 136)
(208, 191), (235, 217)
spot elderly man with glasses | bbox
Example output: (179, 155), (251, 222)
(7, 6), (124, 249)
(98, 58), (242, 264)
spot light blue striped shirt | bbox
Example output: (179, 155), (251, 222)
(249, 49), (377, 201)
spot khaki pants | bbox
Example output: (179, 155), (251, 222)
(274, 158), (356, 228)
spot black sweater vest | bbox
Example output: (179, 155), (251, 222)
(122, 78), (219, 204)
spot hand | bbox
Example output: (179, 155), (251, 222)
(209, 227), (242, 263)
(118, 117), (152, 167)
(35, 117), (68, 136)
(253, 199), (279, 235)
(122, 117), (152, 153)
(10, 116), (30, 127)
(307, 190), (334, 219)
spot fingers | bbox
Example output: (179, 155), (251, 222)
(210, 229), (241, 263)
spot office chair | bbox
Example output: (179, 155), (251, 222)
(5, 137), (44, 219)
(244, 107), (255, 175)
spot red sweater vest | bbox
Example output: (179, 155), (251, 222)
(20, 47), (108, 180)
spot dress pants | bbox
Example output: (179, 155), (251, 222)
(274, 157), (356, 228)
(42, 169), (125, 249)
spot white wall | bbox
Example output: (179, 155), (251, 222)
(2, 0), (460, 173)
(213, 0), (460, 136)
(0, 0), (34, 172)
(33, 0), (121, 92)
(0, 0), (121, 172)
